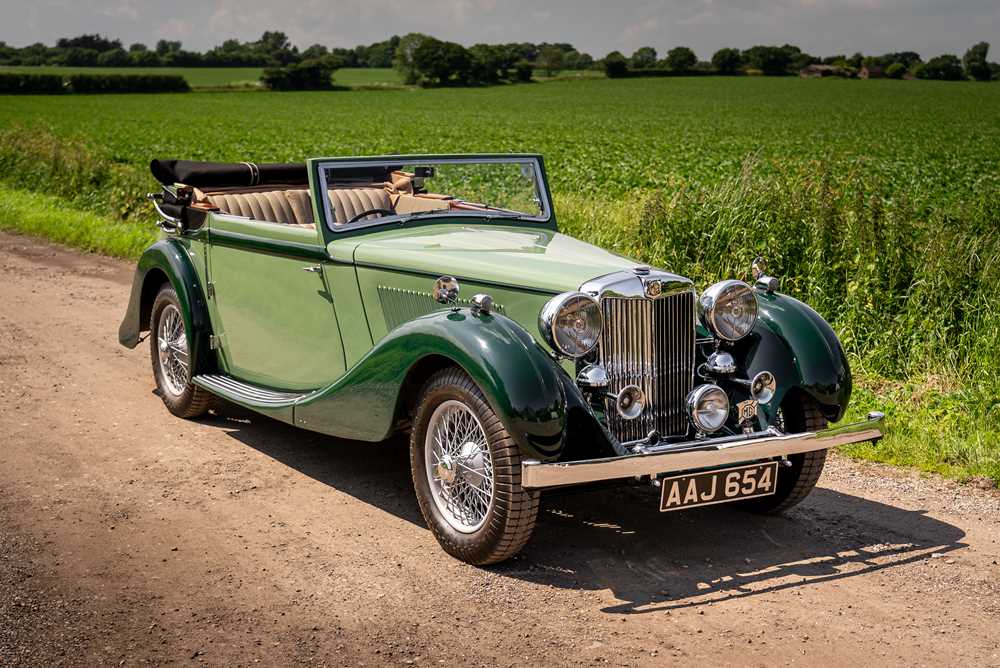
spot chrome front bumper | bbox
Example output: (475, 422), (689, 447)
(520, 412), (884, 490)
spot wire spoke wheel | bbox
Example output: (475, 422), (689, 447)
(156, 303), (189, 397)
(410, 368), (539, 564)
(424, 399), (495, 533)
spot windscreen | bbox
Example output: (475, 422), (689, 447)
(318, 158), (548, 230)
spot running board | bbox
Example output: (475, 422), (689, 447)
(192, 374), (311, 407)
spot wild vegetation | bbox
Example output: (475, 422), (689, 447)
(0, 76), (997, 484)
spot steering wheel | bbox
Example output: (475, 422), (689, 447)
(346, 208), (394, 225)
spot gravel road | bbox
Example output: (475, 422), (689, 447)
(1, 231), (998, 667)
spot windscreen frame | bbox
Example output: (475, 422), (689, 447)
(312, 155), (555, 235)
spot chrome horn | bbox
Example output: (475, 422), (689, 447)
(614, 385), (646, 420)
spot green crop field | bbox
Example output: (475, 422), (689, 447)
(1, 76), (998, 485)
(333, 67), (402, 86)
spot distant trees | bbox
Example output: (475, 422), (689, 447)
(916, 54), (964, 81)
(629, 47), (657, 69)
(413, 37), (471, 84)
(392, 33), (429, 85)
(3, 31), (998, 88)
(388, 34), (568, 85)
(885, 62), (906, 79)
(603, 51), (628, 78)
(742, 45), (794, 75)
(261, 55), (341, 90)
(963, 42), (991, 81)
(664, 46), (697, 72)
(711, 48), (743, 74)
(538, 45), (564, 76)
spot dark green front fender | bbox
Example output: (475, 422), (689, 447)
(732, 291), (851, 423)
(118, 238), (214, 374)
(293, 308), (568, 460)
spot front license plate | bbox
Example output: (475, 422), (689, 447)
(659, 462), (779, 512)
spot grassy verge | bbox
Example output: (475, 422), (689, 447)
(840, 376), (999, 485)
(0, 185), (155, 258)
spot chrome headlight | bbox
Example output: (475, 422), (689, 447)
(539, 292), (603, 358)
(699, 280), (758, 341)
(686, 384), (730, 433)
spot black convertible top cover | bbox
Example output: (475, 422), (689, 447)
(150, 159), (308, 188)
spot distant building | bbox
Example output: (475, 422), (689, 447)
(799, 64), (851, 78)
(860, 64), (885, 79)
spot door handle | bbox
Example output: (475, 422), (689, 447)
(303, 265), (323, 273)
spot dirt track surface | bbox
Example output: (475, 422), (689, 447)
(1, 230), (999, 667)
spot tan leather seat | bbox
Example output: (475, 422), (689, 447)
(204, 186), (394, 227)
(206, 188), (314, 228)
(327, 188), (393, 226)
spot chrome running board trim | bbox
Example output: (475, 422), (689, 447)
(192, 374), (310, 407)
(521, 412), (885, 490)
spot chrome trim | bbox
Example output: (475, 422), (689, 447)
(580, 268), (693, 301)
(315, 155), (553, 233)
(470, 293), (493, 315)
(193, 374), (308, 406)
(705, 350), (736, 375)
(685, 384), (729, 433)
(538, 291), (602, 358)
(596, 289), (697, 441)
(433, 275), (460, 304)
(520, 413), (885, 489)
(755, 276), (780, 294)
(749, 370), (776, 404)
(147, 192), (181, 231)
(698, 279), (758, 342)
(577, 363), (609, 389)
(615, 384), (646, 420)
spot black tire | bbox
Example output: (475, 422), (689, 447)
(149, 285), (213, 419)
(409, 368), (539, 565)
(740, 393), (828, 514)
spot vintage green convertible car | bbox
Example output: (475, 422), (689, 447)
(119, 155), (883, 565)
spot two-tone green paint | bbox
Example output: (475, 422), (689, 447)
(118, 236), (216, 376)
(735, 291), (852, 422)
(203, 214), (346, 390)
(122, 154), (854, 463)
(293, 308), (568, 459)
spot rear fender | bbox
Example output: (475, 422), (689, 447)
(118, 238), (214, 375)
(293, 309), (568, 460)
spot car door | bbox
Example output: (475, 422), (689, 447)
(205, 214), (346, 391)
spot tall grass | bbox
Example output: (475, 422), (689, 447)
(559, 158), (1000, 484)
(560, 157), (1000, 389)
(2, 128), (997, 484)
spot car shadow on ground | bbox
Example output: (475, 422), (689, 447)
(207, 401), (967, 615)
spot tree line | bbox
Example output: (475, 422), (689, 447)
(604, 43), (998, 81)
(1, 33), (996, 86)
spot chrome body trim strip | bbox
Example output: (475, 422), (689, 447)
(520, 412), (885, 490)
(193, 374), (310, 406)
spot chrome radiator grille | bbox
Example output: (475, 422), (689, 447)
(599, 291), (696, 443)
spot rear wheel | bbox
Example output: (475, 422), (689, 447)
(410, 368), (539, 565)
(149, 285), (213, 418)
(740, 393), (828, 514)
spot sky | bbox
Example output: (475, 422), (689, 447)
(1, 0), (997, 60)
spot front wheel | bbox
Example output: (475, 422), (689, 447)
(740, 393), (828, 514)
(409, 368), (539, 565)
(149, 285), (213, 418)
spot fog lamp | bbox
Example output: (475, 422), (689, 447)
(686, 384), (730, 433)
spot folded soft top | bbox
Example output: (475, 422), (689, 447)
(150, 159), (308, 188)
